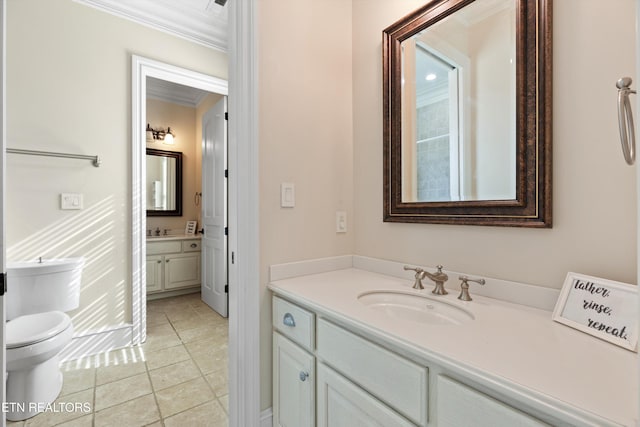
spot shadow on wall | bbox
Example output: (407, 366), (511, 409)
(7, 195), (127, 334)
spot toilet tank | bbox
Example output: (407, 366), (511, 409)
(6, 257), (85, 321)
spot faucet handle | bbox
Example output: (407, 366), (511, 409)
(403, 265), (425, 290)
(458, 275), (486, 301)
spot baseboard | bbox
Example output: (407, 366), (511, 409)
(59, 324), (133, 362)
(260, 407), (273, 427)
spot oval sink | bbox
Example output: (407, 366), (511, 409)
(357, 291), (474, 325)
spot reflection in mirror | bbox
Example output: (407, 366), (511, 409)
(146, 148), (183, 216)
(401, 0), (516, 202)
(383, 0), (552, 227)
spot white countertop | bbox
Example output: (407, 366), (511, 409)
(146, 234), (201, 242)
(269, 267), (638, 426)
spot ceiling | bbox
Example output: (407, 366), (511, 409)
(73, 0), (228, 51)
(147, 77), (211, 107)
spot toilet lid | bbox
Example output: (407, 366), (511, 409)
(7, 311), (71, 349)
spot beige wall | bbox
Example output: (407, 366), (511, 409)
(146, 93), (223, 234)
(6, 0), (227, 332)
(353, 0), (636, 289)
(146, 99), (199, 232)
(258, 0), (355, 409)
(258, 0), (637, 411)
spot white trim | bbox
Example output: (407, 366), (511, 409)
(131, 56), (228, 348)
(260, 408), (273, 427)
(228, 0), (261, 425)
(73, 0), (228, 52)
(59, 324), (133, 362)
(1, 0), (6, 424)
(270, 255), (353, 282)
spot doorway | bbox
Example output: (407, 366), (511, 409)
(131, 56), (233, 419)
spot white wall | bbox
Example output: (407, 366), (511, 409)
(6, 0), (227, 333)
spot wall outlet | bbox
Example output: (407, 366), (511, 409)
(61, 193), (83, 210)
(336, 211), (347, 233)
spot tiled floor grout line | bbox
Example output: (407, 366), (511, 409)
(12, 293), (228, 427)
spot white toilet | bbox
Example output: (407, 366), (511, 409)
(5, 257), (84, 421)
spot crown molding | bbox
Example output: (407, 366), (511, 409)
(73, 0), (228, 52)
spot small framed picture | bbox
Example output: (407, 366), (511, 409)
(552, 272), (637, 351)
(185, 220), (197, 235)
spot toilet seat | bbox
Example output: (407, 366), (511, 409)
(7, 311), (71, 349)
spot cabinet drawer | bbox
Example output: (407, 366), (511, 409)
(273, 296), (315, 352)
(437, 376), (549, 427)
(147, 241), (182, 255)
(183, 239), (201, 252)
(317, 319), (428, 426)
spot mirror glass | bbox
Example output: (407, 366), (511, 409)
(401, 0), (516, 202)
(146, 148), (183, 216)
(383, 0), (552, 227)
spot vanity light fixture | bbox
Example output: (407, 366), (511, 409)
(146, 124), (176, 145)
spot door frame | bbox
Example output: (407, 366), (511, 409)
(1, 0), (6, 424)
(131, 54), (228, 344)
(228, 1), (261, 424)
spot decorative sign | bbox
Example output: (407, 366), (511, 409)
(185, 220), (197, 235)
(553, 272), (637, 351)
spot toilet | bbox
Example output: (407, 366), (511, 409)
(5, 257), (84, 421)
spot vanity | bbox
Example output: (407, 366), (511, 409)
(269, 258), (637, 427)
(146, 235), (201, 298)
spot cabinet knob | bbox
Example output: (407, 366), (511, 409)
(299, 371), (309, 382)
(190, 243), (197, 248)
(283, 312), (296, 327)
(157, 260), (161, 264)
(166, 259), (170, 263)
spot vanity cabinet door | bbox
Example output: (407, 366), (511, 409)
(317, 363), (414, 427)
(273, 332), (315, 427)
(164, 253), (201, 289)
(146, 255), (163, 293)
(437, 376), (550, 427)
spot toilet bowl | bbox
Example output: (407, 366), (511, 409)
(6, 312), (74, 421)
(5, 257), (84, 421)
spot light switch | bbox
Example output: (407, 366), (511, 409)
(336, 211), (347, 233)
(61, 193), (83, 210)
(281, 183), (295, 208)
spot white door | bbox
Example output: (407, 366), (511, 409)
(1, 0), (7, 424)
(201, 97), (228, 317)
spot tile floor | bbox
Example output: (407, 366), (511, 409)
(8, 292), (229, 427)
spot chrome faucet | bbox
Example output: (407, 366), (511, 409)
(458, 275), (486, 301)
(154, 227), (161, 236)
(404, 265), (449, 295)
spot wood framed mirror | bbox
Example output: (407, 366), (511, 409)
(383, 0), (552, 227)
(146, 148), (183, 217)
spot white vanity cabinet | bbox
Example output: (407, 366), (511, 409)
(273, 297), (426, 427)
(271, 291), (615, 427)
(436, 376), (549, 427)
(146, 237), (201, 296)
(272, 296), (316, 427)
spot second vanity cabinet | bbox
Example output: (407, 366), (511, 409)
(147, 237), (201, 295)
(272, 294), (595, 427)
